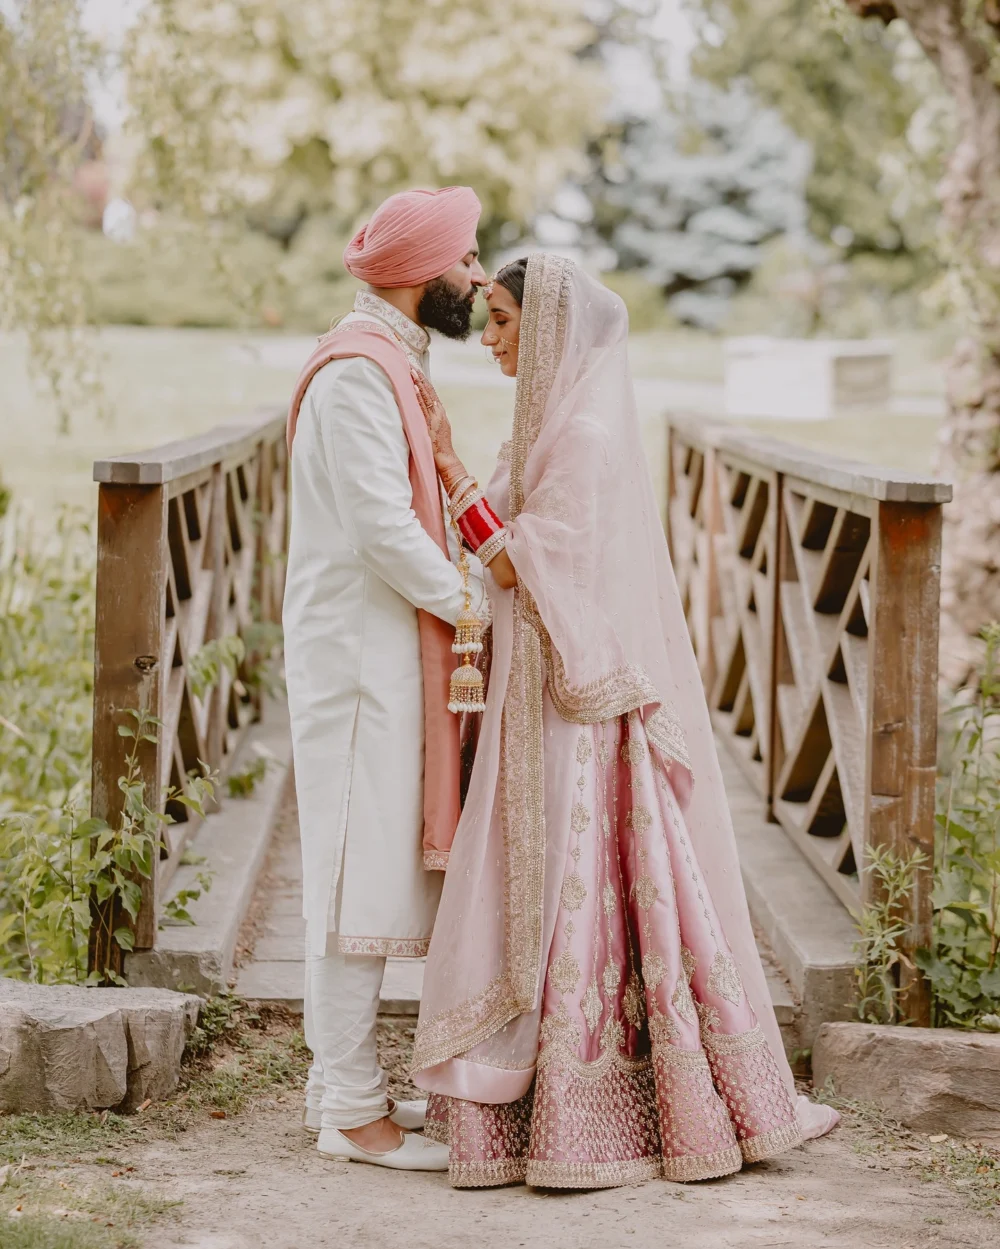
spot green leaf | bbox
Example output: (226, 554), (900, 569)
(113, 926), (135, 952)
(117, 724), (136, 738)
(978, 967), (1000, 999)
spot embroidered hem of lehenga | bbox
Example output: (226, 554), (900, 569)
(526, 1156), (662, 1190)
(450, 1158), (528, 1189)
(740, 1121), (803, 1163)
(661, 1146), (743, 1183)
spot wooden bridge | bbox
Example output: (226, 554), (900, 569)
(87, 410), (951, 1038)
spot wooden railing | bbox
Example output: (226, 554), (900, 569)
(88, 411), (288, 975)
(666, 414), (952, 1024)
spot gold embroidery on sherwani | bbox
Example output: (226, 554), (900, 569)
(707, 951), (744, 1006)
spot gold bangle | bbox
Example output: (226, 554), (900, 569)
(450, 487), (484, 523)
(477, 528), (508, 566)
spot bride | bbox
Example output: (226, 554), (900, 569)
(410, 253), (838, 1189)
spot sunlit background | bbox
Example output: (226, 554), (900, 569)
(2, 0), (957, 518)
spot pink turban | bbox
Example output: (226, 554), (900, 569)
(343, 186), (482, 288)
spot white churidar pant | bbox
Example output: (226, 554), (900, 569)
(303, 952), (388, 1129)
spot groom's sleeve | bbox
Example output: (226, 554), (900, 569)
(316, 357), (468, 625)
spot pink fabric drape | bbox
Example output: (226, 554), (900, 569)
(412, 254), (797, 1097)
(286, 326), (461, 866)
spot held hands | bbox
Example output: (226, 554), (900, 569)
(411, 369), (465, 492)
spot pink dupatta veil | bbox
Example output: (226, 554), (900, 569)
(413, 255), (798, 1111)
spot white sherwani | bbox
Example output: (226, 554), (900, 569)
(284, 295), (484, 961)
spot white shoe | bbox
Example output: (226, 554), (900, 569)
(317, 1126), (449, 1171)
(302, 1097), (426, 1135)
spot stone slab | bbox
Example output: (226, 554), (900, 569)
(127, 698), (292, 996)
(235, 957), (423, 1017)
(717, 738), (857, 1047)
(0, 980), (200, 1113)
(813, 1022), (1000, 1143)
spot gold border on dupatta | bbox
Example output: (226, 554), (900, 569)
(411, 256), (568, 1072)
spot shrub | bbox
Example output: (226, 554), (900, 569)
(0, 504), (96, 980)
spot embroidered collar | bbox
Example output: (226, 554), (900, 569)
(354, 291), (430, 359)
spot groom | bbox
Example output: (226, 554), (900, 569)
(283, 187), (488, 1170)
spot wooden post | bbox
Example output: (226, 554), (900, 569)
(765, 472), (785, 815)
(864, 501), (942, 1026)
(204, 464), (228, 779)
(89, 483), (167, 975)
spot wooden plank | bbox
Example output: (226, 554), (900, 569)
(772, 797), (860, 911)
(864, 502), (942, 1026)
(89, 483), (168, 975)
(94, 410), (284, 485)
(678, 417), (951, 504)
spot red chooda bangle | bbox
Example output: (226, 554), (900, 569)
(456, 495), (504, 555)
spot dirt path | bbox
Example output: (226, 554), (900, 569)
(134, 1105), (990, 1249)
(4, 1014), (995, 1249)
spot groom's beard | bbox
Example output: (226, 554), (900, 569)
(418, 277), (476, 340)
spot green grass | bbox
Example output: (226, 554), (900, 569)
(182, 1027), (310, 1116)
(0, 1115), (146, 1166)
(1, 1171), (179, 1249)
(0, 324), (951, 521)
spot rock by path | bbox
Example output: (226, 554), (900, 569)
(136, 1104), (990, 1249)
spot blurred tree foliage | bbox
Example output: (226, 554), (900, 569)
(688, 0), (946, 283)
(835, 0), (1000, 686)
(1, 0), (606, 419)
(0, 2), (104, 432)
(587, 81), (812, 328)
(126, 0), (604, 253)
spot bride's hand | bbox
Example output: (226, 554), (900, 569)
(411, 370), (465, 488)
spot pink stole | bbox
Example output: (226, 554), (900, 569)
(286, 325), (461, 866)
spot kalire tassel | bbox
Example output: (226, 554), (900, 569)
(448, 540), (486, 715)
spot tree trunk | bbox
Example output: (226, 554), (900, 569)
(851, 2), (1000, 684)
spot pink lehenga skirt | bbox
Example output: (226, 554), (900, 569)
(423, 711), (801, 1189)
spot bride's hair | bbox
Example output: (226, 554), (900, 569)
(494, 257), (528, 306)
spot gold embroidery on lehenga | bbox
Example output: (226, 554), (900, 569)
(576, 733), (593, 766)
(641, 950), (667, 991)
(582, 979), (603, 1035)
(633, 874), (659, 911)
(622, 970), (646, 1029)
(696, 1000), (722, 1032)
(570, 802), (591, 834)
(602, 959), (622, 996)
(647, 999), (680, 1046)
(550, 949), (582, 995)
(707, 951), (744, 1006)
(560, 873), (587, 912)
(681, 945), (698, 982)
(602, 880), (617, 916)
(671, 974), (698, 1025)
